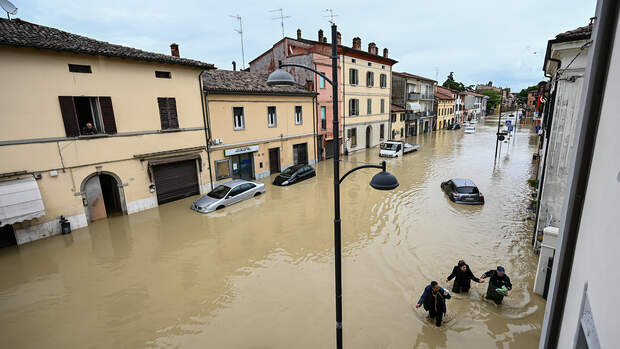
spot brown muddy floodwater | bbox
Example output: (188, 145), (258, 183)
(0, 120), (545, 349)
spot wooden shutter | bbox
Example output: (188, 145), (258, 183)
(158, 97), (169, 129)
(167, 98), (179, 128)
(99, 97), (117, 134)
(58, 96), (79, 137)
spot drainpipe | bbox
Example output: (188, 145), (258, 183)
(541, 1), (617, 347)
(199, 71), (214, 190)
(313, 61), (318, 163)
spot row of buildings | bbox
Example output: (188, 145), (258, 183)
(0, 19), (484, 246)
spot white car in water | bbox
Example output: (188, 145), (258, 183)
(191, 179), (265, 213)
(464, 126), (476, 134)
(379, 140), (420, 157)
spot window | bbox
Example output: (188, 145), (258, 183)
(351, 58), (356, 63)
(321, 106), (327, 130)
(391, 113), (396, 122)
(233, 107), (245, 130)
(349, 99), (359, 116)
(157, 97), (179, 130)
(366, 71), (374, 87)
(155, 71), (171, 79)
(319, 76), (325, 89)
(267, 106), (277, 127)
(348, 128), (357, 147)
(367, 62), (372, 66)
(215, 159), (232, 180)
(380, 124), (385, 140)
(58, 96), (117, 136)
(295, 106), (303, 125)
(228, 185), (246, 197)
(380, 99), (385, 114)
(381, 65), (385, 69)
(380, 74), (387, 88)
(367, 98), (372, 115)
(349, 68), (359, 85)
(68, 64), (92, 73)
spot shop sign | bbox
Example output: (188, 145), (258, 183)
(224, 145), (259, 156)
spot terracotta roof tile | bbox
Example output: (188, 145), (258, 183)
(394, 71), (436, 83)
(0, 18), (213, 69)
(390, 104), (405, 112)
(556, 24), (593, 40)
(202, 70), (316, 96)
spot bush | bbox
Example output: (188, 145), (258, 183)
(528, 179), (539, 187)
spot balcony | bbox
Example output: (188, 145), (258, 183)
(407, 92), (420, 100)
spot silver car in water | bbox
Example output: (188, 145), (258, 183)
(191, 179), (266, 213)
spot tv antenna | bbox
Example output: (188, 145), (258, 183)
(270, 8), (291, 38)
(229, 14), (246, 70)
(0, 0), (18, 19)
(322, 8), (338, 24)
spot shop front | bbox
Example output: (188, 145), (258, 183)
(214, 145), (259, 182)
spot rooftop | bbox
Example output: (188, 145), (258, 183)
(555, 23), (593, 40)
(394, 72), (437, 83)
(391, 104), (406, 112)
(202, 70), (316, 96)
(435, 86), (455, 99)
(0, 18), (214, 69)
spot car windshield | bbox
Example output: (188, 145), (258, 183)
(381, 143), (398, 151)
(457, 186), (478, 194)
(207, 185), (230, 199)
(281, 166), (299, 177)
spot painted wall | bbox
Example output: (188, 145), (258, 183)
(0, 47), (208, 243)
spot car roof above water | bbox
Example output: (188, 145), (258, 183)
(218, 179), (252, 187)
(451, 178), (477, 187)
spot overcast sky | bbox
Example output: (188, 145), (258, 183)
(17, 0), (595, 91)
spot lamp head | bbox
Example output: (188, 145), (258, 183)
(370, 171), (399, 190)
(266, 69), (297, 87)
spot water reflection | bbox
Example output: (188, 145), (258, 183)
(0, 121), (545, 348)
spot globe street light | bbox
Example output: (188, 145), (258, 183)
(267, 24), (398, 349)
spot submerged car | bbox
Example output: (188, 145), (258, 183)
(273, 164), (316, 186)
(449, 123), (461, 130)
(191, 179), (265, 213)
(379, 140), (420, 157)
(464, 126), (476, 134)
(440, 178), (484, 205)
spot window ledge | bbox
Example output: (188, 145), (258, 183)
(78, 134), (109, 139)
(160, 128), (182, 133)
(234, 128), (245, 131)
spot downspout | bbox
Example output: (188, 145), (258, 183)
(313, 61), (318, 162)
(199, 71), (214, 190)
(541, 0), (617, 347)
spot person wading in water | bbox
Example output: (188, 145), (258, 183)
(480, 266), (512, 305)
(446, 260), (485, 293)
(415, 281), (451, 326)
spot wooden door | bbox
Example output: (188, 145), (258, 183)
(269, 148), (280, 173)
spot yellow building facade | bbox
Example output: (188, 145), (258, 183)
(0, 19), (213, 245)
(390, 104), (407, 140)
(203, 70), (316, 186)
(435, 87), (456, 129)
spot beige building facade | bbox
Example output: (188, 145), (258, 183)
(0, 19), (214, 245)
(390, 104), (406, 140)
(203, 70), (317, 186)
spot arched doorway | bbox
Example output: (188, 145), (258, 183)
(365, 126), (372, 148)
(82, 172), (127, 222)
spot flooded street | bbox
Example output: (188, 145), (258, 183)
(0, 120), (544, 348)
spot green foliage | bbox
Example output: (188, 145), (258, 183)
(442, 72), (466, 92)
(480, 90), (501, 112)
(527, 179), (539, 187)
(517, 85), (539, 103)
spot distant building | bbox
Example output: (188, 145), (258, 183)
(390, 104), (406, 140)
(434, 86), (456, 129)
(392, 72), (437, 136)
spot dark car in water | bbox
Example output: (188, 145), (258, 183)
(441, 178), (484, 204)
(449, 123), (461, 130)
(273, 164), (316, 186)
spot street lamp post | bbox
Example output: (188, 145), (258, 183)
(494, 89), (505, 159)
(267, 24), (399, 349)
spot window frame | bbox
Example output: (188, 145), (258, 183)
(157, 97), (179, 130)
(366, 71), (374, 87)
(215, 159), (232, 180)
(267, 106), (277, 127)
(380, 99), (385, 114)
(380, 124), (385, 140)
(295, 106), (303, 125)
(367, 98), (372, 115)
(348, 128), (357, 147)
(380, 73), (387, 88)
(68, 64), (92, 74)
(319, 76), (326, 89)
(155, 71), (172, 79)
(349, 68), (359, 85)
(320, 106), (327, 130)
(349, 98), (359, 116)
(233, 106), (245, 130)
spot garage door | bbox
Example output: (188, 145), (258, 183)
(152, 160), (200, 204)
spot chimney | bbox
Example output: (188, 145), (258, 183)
(352, 37), (361, 50)
(318, 29), (324, 43)
(297, 28), (302, 40)
(232, 61), (236, 71)
(368, 42), (377, 55)
(383, 48), (388, 58)
(337, 32), (342, 45)
(170, 43), (179, 57)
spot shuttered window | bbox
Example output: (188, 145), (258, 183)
(366, 71), (374, 87)
(380, 74), (387, 88)
(349, 99), (359, 116)
(367, 98), (372, 115)
(58, 96), (117, 136)
(157, 97), (179, 130)
(380, 99), (385, 114)
(349, 69), (358, 85)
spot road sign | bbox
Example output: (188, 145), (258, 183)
(498, 135), (505, 141)
(506, 120), (512, 126)
(508, 125), (514, 132)
(536, 125), (542, 131)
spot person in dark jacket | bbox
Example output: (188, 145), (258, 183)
(415, 281), (451, 326)
(446, 260), (485, 293)
(480, 266), (512, 304)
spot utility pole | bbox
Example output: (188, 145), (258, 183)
(230, 15), (246, 70)
(494, 89), (504, 159)
(270, 8), (291, 38)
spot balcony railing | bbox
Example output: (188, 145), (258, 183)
(407, 92), (420, 100)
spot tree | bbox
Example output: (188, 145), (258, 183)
(480, 90), (501, 113)
(442, 72), (466, 92)
(516, 85), (538, 104)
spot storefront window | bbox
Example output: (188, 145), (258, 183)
(215, 159), (231, 180)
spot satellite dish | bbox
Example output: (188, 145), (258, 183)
(0, 0), (18, 19)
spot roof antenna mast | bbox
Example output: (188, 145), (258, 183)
(270, 8), (291, 38)
(322, 8), (338, 25)
(229, 14), (246, 70)
(0, 0), (18, 19)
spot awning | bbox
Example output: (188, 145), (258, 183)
(0, 177), (46, 226)
(408, 102), (421, 111)
(147, 153), (201, 166)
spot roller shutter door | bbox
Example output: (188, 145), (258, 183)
(152, 160), (199, 204)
